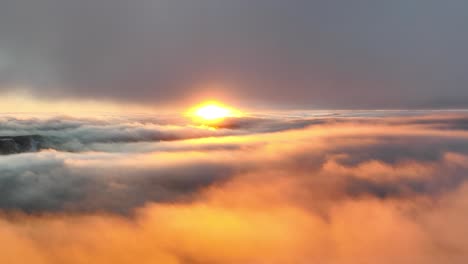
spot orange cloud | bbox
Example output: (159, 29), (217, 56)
(1, 112), (468, 263)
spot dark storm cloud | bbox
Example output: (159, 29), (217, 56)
(1, 0), (468, 108)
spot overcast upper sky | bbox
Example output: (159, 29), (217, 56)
(0, 0), (467, 109)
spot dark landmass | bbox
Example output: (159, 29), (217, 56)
(0, 135), (43, 155)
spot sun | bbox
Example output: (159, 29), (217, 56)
(195, 105), (231, 120)
(188, 101), (240, 123)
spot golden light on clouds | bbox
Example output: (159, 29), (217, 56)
(0, 111), (468, 263)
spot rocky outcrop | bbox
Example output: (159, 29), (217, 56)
(0, 135), (43, 155)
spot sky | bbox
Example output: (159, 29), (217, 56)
(0, 0), (468, 109)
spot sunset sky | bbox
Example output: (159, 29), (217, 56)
(1, 1), (468, 264)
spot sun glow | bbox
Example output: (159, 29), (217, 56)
(188, 101), (240, 123)
(195, 105), (231, 120)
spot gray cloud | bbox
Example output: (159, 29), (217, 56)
(0, 151), (237, 214)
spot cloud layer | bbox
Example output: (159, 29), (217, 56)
(0, 111), (468, 263)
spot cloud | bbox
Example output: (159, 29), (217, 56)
(1, 173), (468, 263)
(1, 111), (468, 262)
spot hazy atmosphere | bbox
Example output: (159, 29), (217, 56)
(1, 0), (468, 108)
(1, 1), (468, 264)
